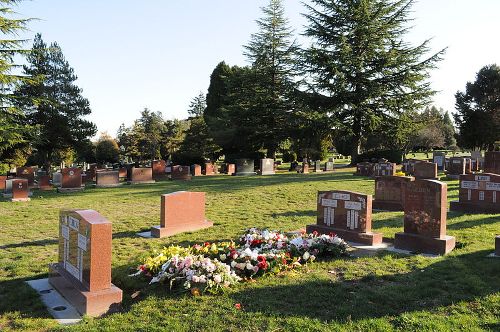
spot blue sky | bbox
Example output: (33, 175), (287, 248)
(14, 0), (500, 137)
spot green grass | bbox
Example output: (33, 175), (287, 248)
(0, 169), (499, 331)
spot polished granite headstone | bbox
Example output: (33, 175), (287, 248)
(38, 175), (53, 191)
(414, 161), (438, 180)
(446, 157), (466, 179)
(10, 178), (30, 201)
(354, 162), (374, 176)
(450, 173), (500, 213)
(373, 176), (414, 211)
(235, 159), (256, 176)
(192, 164), (202, 176)
(128, 167), (155, 184)
(432, 152), (446, 171)
(152, 160), (167, 180)
(373, 162), (396, 177)
(171, 165), (192, 181)
(58, 168), (83, 193)
(259, 158), (275, 175)
(204, 162), (216, 176)
(96, 170), (120, 188)
(16, 166), (36, 187)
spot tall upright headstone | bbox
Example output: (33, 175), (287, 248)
(433, 152), (446, 171)
(9, 178), (30, 201)
(225, 163), (235, 175)
(313, 160), (322, 173)
(49, 210), (122, 316)
(171, 165), (192, 181)
(58, 168), (83, 193)
(394, 180), (455, 255)
(151, 192), (213, 238)
(234, 159), (256, 176)
(450, 173), (500, 213)
(373, 162), (396, 177)
(373, 176), (414, 211)
(484, 151), (500, 174)
(464, 158), (473, 174)
(414, 161), (438, 180)
(306, 190), (382, 245)
(301, 158), (309, 174)
(259, 158), (275, 175)
(0, 175), (7, 192)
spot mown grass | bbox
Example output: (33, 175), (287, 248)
(0, 169), (499, 331)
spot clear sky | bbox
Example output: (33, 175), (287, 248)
(13, 0), (500, 138)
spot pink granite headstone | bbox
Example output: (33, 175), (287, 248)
(450, 173), (500, 213)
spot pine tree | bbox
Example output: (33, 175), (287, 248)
(187, 92), (206, 118)
(0, 0), (33, 170)
(243, 0), (299, 158)
(15, 33), (96, 170)
(302, 0), (444, 162)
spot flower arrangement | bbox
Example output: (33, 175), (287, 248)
(132, 228), (348, 294)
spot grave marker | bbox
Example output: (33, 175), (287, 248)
(16, 166), (36, 187)
(38, 175), (52, 191)
(192, 164), (202, 176)
(259, 158), (275, 175)
(433, 152), (446, 171)
(496, 236), (500, 256)
(313, 160), (322, 173)
(96, 170), (120, 188)
(301, 159), (309, 174)
(394, 180), (455, 255)
(152, 160), (167, 180)
(0, 175), (7, 191)
(225, 163), (235, 175)
(354, 162), (374, 176)
(484, 151), (500, 174)
(151, 191), (213, 238)
(171, 165), (192, 181)
(373, 162), (396, 177)
(235, 159), (256, 176)
(324, 159), (335, 172)
(10, 178), (30, 201)
(128, 167), (155, 184)
(373, 176), (414, 211)
(446, 157), (466, 179)
(49, 210), (122, 316)
(414, 161), (438, 180)
(306, 190), (382, 245)
(58, 168), (83, 193)
(450, 173), (500, 213)
(402, 159), (419, 176)
(203, 163), (216, 176)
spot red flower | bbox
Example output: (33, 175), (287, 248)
(329, 232), (337, 238)
(257, 255), (266, 262)
(204, 242), (210, 246)
(235, 303), (242, 310)
(251, 239), (262, 247)
(139, 264), (146, 271)
(257, 261), (268, 270)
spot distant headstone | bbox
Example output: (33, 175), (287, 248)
(484, 151), (500, 174)
(301, 158), (309, 174)
(38, 175), (52, 191)
(306, 190), (382, 245)
(373, 176), (414, 211)
(52, 172), (62, 186)
(414, 161), (438, 180)
(313, 160), (322, 173)
(465, 158), (473, 174)
(259, 158), (275, 175)
(394, 180), (455, 255)
(496, 236), (500, 256)
(86, 164), (98, 182)
(192, 164), (202, 176)
(59, 168), (83, 193)
(235, 159), (256, 176)
(152, 160), (167, 180)
(203, 163), (216, 176)
(450, 173), (500, 213)
(0, 175), (7, 192)
(10, 178), (30, 202)
(447, 157), (466, 179)
(151, 191), (213, 238)
(128, 167), (155, 184)
(16, 166), (36, 187)
(118, 168), (127, 179)
(324, 160), (334, 172)
(402, 159), (419, 175)
(373, 162), (396, 177)
(290, 161), (299, 172)
(433, 152), (446, 171)
(355, 162), (374, 176)
(225, 163), (235, 175)
(171, 165), (192, 181)
(49, 210), (122, 316)
(96, 170), (120, 188)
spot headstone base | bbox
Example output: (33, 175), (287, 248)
(57, 187), (84, 193)
(394, 232), (455, 255)
(449, 201), (500, 214)
(95, 183), (122, 188)
(170, 176), (192, 181)
(38, 185), (53, 191)
(306, 224), (382, 246)
(445, 174), (461, 180)
(372, 200), (403, 211)
(127, 180), (156, 185)
(10, 197), (31, 202)
(48, 263), (122, 317)
(258, 171), (275, 175)
(233, 172), (256, 176)
(151, 220), (214, 238)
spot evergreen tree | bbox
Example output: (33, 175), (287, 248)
(454, 64), (500, 150)
(302, 0), (444, 162)
(95, 133), (120, 164)
(243, 0), (299, 158)
(0, 0), (33, 171)
(14, 33), (96, 170)
(187, 92), (206, 117)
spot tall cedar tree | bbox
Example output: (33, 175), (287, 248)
(243, 0), (299, 158)
(454, 64), (500, 151)
(15, 34), (96, 170)
(303, 0), (444, 162)
(0, 0), (33, 170)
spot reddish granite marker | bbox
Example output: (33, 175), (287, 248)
(96, 170), (120, 188)
(128, 167), (155, 184)
(450, 173), (500, 213)
(354, 162), (374, 176)
(0, 175), (7, 191)
(484, 151), (500, 174)
(226, 163), (235, 175)
(306, 190), (382, 245)
(171, 165), (192, 181)
(58, 168), (83, 193)
(38, 175), (52, 191)
(394, 179), (455, 255)
(16, 166), (36, 187)
(192, 164), (202, 176)
(203, 163), (216, 176)
(414, 161), (438, 180)
(151, 191), (213, 238)
(11, 178), (30, 201)
(152, 160), (167, 180)
(373, 176), (414, 211)
(49, 210), (122, 316)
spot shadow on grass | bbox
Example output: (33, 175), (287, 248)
(447, 212), (500, 230)
(229, 250), (500, 322)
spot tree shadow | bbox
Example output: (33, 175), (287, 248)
(447, 212), (500, 230)
(228, 250), (500, 323)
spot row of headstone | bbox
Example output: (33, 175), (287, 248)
(402, 160), (438, 179)
(306, 180), (456, 255)
(355, 161), (396, 177)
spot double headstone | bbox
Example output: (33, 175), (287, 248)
(171, 165), (192, 181)
(414, 161), (438, 180)
(306, 190), (382, 245)
(394, 180), (455, 255)
(373, 162), (396, 177)
(373, 176), (414, 211)
(96, 170), (120, 188)
(49, 210), (122, 316)
(58, 168), (83, 193)
(235, 159), (256, 176)
(450, 173), (500, 213)
(355, 162), (374, 176)
(433, 152), (446, 171)
(151, 191), (213, 238)
(128, 167), (154, 184)
(259, 158), (275, 175)
(484, 151), (500, 174)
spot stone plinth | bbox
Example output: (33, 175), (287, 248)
(48, 210), (122, 316)
(414, 161), (438, 180)
(373, 162), (396, 177)
(355, 162), (374, 176)
(171, 165), (192, 181)
(234, 159), (256, 176)
(259, 158), (275, 175)
(38, 175), (53, 191)
(152, 160), (167, 180)
(96, 171), (120, 188)
(433, 152), (446, 171)
(394, 180), (455, 255)
(373, 176), (414, 211)
(484, 152), (500, 174)
(306, 191), (382, 245)
(128, 167), (155, 184)
(151, 191), (213, 238)
(450, 173), (500, 213)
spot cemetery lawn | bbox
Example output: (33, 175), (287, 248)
(0, 169), (499, 332)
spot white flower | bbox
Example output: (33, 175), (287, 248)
(214, 274), (222, 283)
(199, 275), (207, 283)
(290, 237), (304, 248)
(332, 237), (341, 245)
(220, 254), (227, 261)
(246, 263), (254, 270)
(310, 255), (316, 262)
(192, 275), (200, 283)
(303, 251), (310, 261)
(231, 261), (237, 268)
